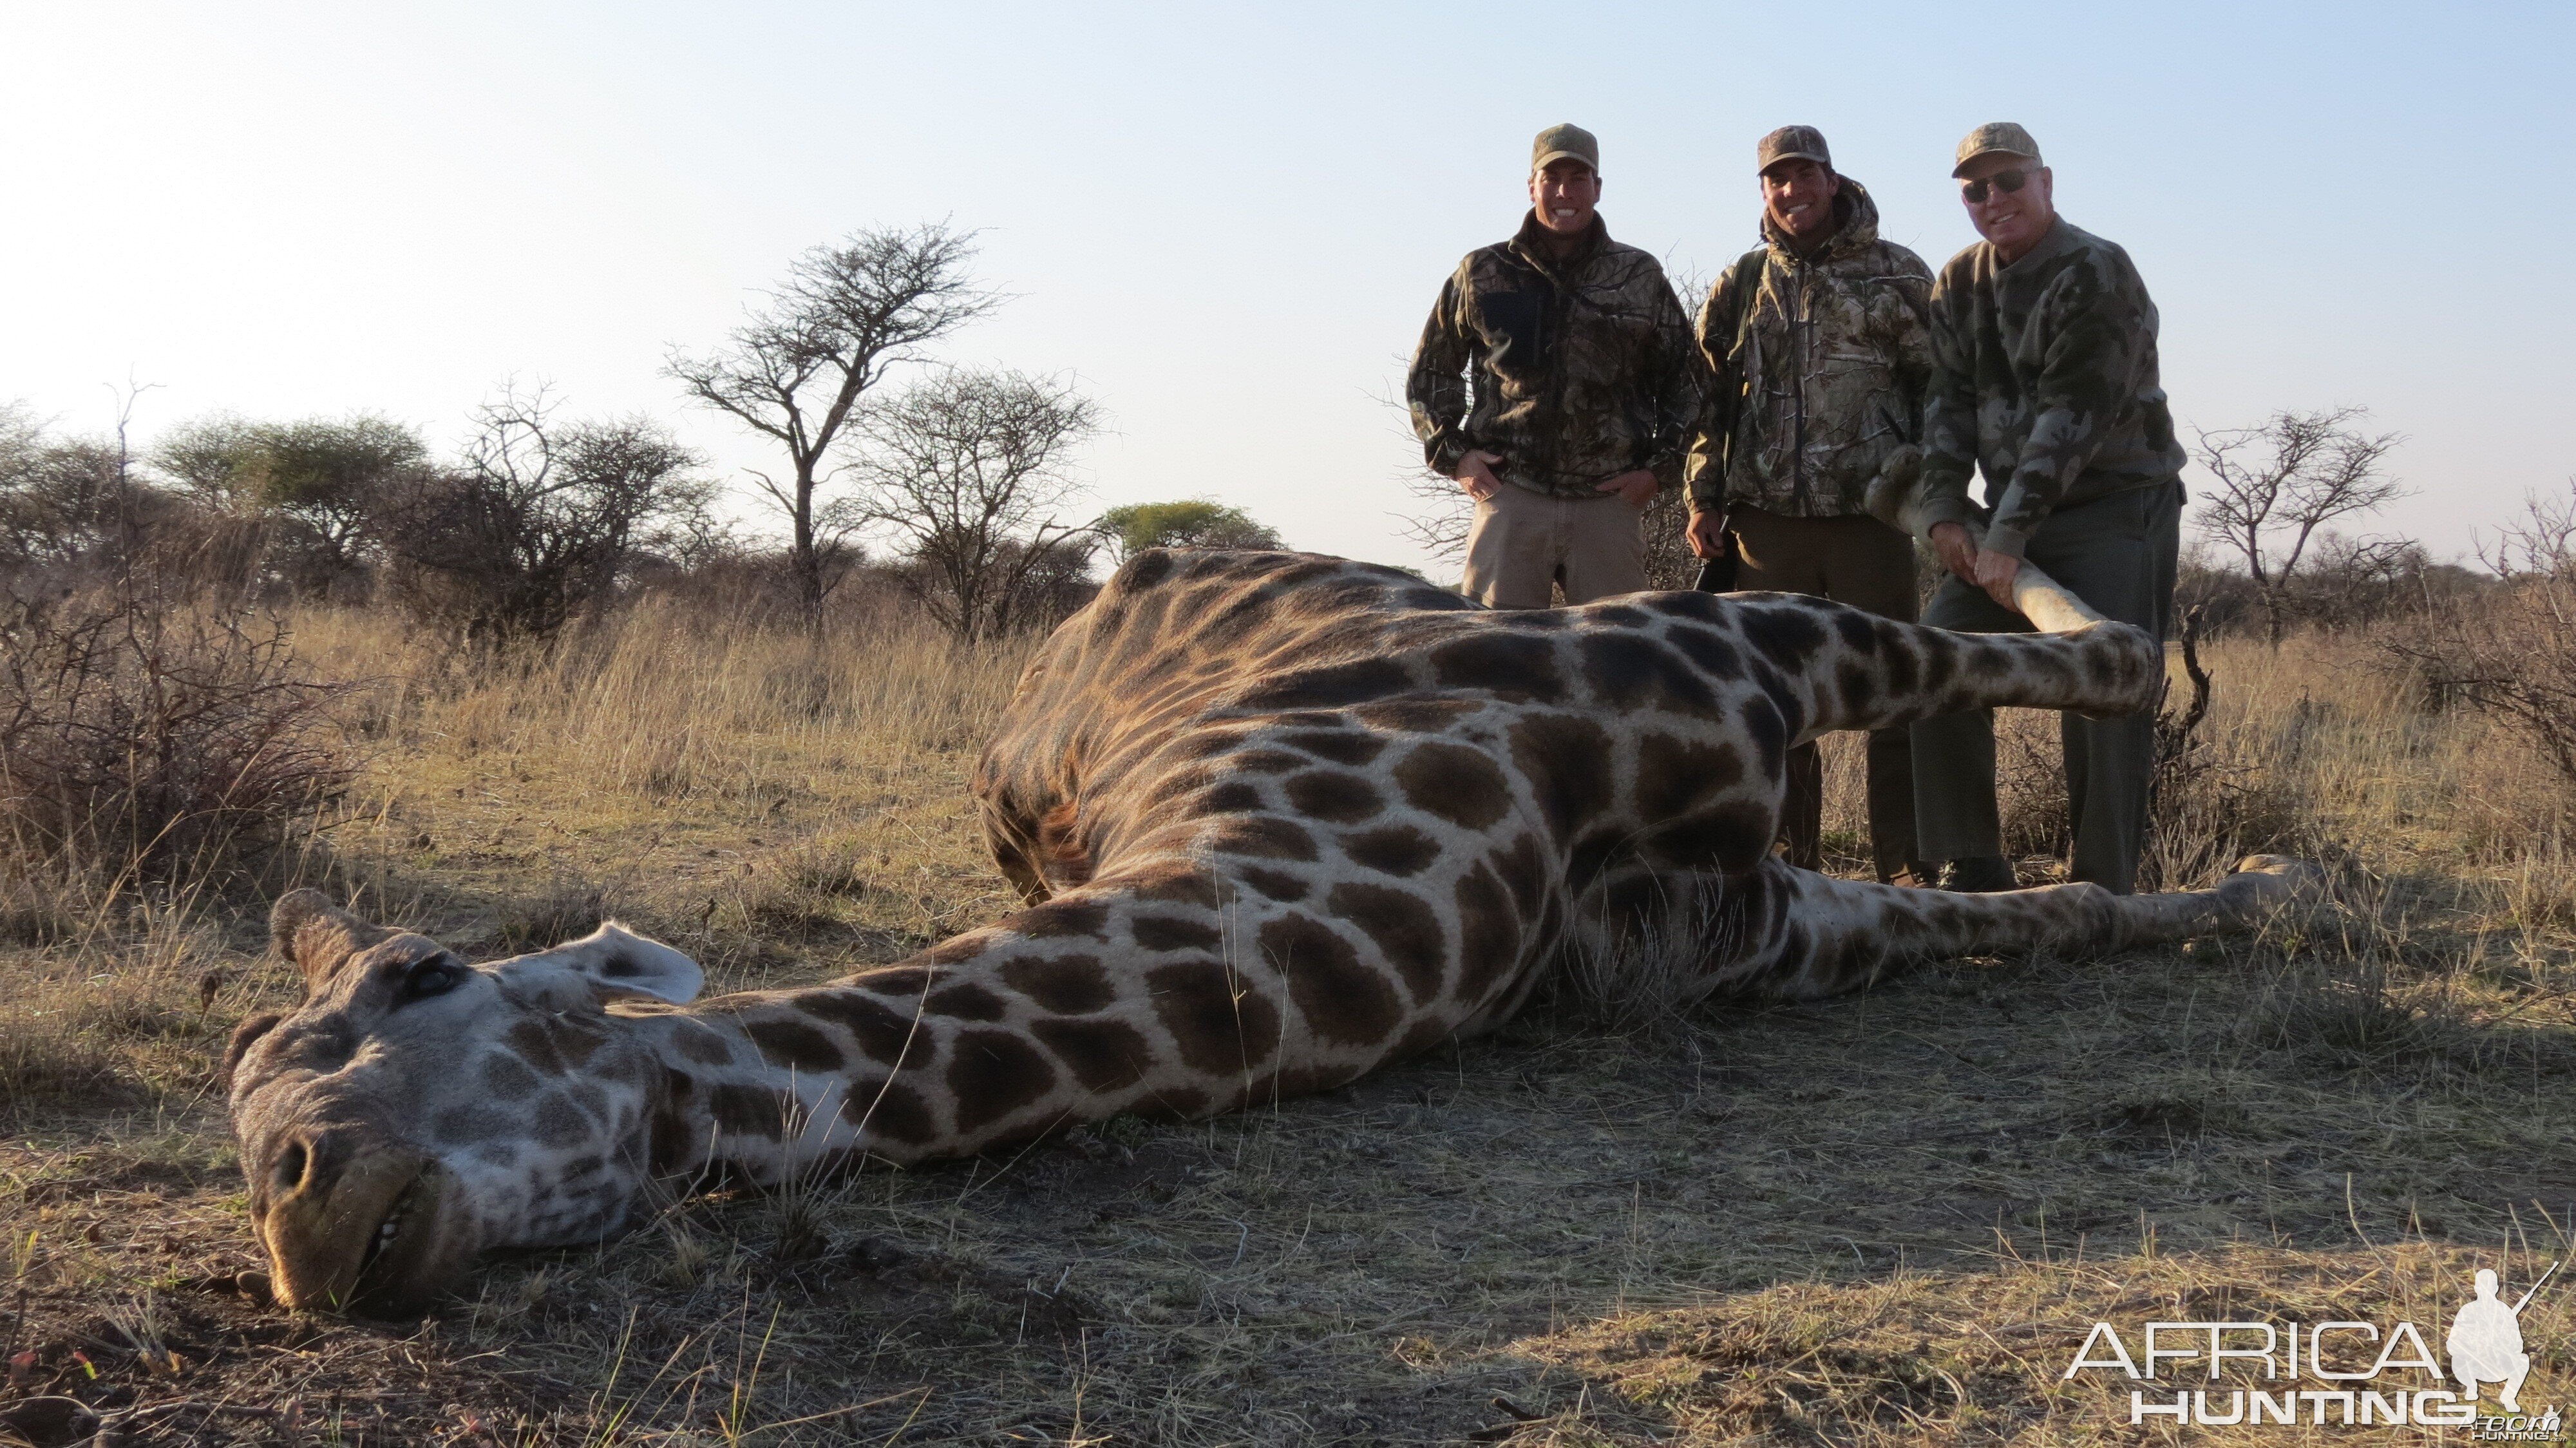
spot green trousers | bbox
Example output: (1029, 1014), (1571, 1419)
(1910, 481), (2182, 895)
(1728, 506), (1925, 884)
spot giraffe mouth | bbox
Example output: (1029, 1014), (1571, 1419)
(357, 1170), (429, 1281)
(338, 1163), (457, 1316)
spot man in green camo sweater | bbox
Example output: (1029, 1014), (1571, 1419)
(1686, 124), (1935, 886)
(1900, 122), (2189, 895)
(1408, 123), (1701, 607)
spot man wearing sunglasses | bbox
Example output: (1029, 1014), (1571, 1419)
(1685, 125), (1936, 886)
(1900, 122), (2189, 896)
(1409, 123), (1700, 607)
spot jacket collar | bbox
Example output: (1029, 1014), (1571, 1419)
(1760, 175), (1881, 263)
(1993, 215), (2078, 276)
(1510, 210), (1609, 276)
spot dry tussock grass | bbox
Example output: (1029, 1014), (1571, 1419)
(3, 609), (2572, 1444)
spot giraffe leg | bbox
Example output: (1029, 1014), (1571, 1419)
(1710, 593), (2165, 742)
(1683, 853), (2322, 1002)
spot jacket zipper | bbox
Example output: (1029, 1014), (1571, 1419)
(1790, 254), (1810, 511)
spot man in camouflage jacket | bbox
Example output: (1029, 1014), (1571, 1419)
(1898, 123), (2190, 896)
(1409, 122), (1700, 607)
(1683, 125), (1935, 884)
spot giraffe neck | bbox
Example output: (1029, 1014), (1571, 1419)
(616, 848), (1534, 1188)
(620, 1000), (896, 1186)
(610, 905), (1224, 1184)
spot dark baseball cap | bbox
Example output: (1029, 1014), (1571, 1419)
(1953, 122), (2042, 177)
(1757, 125), (1832, 173)
(1532, 122), (1599, 174)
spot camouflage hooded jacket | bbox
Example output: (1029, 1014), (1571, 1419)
(1684, 178), (1936, 519)
(1905, 218), (2188, 558)
(1407, 213), (1701, 500)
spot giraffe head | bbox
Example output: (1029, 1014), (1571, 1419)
(223, 890), (705, 1315)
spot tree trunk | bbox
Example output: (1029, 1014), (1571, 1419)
(790, 464), (825, 629)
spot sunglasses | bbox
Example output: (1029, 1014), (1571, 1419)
(1960, 168), (2036, 204)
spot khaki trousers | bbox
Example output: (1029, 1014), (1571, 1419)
(1728, 506), (1925, 884)
(1461, 484), (1649, 608)
(1910, 481), (2182, 894)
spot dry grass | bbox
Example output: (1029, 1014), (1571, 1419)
(4, 608), (2573, 1445)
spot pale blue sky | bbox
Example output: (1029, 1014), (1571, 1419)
(2, 2), (2566, 572)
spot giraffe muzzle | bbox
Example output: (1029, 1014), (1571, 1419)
(259, 1143), (468, 1317)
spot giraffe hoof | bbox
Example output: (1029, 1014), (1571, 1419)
(2216, 855), (2326, 920)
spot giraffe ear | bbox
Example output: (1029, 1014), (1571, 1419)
(493, 922), (705, 1005)
(269, 888), (393, 993)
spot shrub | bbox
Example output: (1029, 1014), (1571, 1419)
(0, 587), (355, 881)
(2385, 481), (2576, 803)
(377, 390), (710, 646)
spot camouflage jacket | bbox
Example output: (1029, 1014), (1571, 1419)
(1906, 218), (2188, 558)
(1685, 180), (1935, 519)
(1408, 213), (1701, 500)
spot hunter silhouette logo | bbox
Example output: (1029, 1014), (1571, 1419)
(2058, 1259), (2562, 1433)
(2452, 1262), (2553, 1413)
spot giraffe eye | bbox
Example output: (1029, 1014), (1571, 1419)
(399, 956), (464, 1003)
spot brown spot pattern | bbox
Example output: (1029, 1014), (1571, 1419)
(1031, 1016), (1156, 1093)
(1341, 824), (1440, 877)
(480, 1052), (542, 1100)
(1392, 742), (1511, 830)
(1130, 915), (1223, 952)
(1202, 815), (1319, 862)
(1283, 770), (1385, 824)
(841, 1076), (938, 1146)
(925, 983), (1010, 1022)
(1146, 960), (1281, 1075)
(747, 1018), (848, 1073)
(1000, 955), (1115, 1015)
(800, 989), (933, 1068)
(1324, 881), (1448, 1003)
(1508, 714), (1615, 841)
(947, 1029), (1061, 1138)
(1261, 912), (1403, 1047)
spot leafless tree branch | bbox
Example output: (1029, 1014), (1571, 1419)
(665, 222), (1000, 623)
(844, 367), (1101, 641)
(2193, 406), (2407, 643)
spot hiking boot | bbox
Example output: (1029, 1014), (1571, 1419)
(1935, 856), (2018, 893)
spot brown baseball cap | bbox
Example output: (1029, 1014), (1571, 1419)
(1757, 125), (1832, 173)
(1532, 122), (1599, 175)
(1953, 122), (2042, 177)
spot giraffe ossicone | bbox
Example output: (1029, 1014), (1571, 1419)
(223, 549), (2320, 1315)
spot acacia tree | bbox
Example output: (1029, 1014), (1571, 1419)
(379, 386), (709, 645)
(1098, 500), (1281, 562)
(156, 414), (428, 596)
(665, 224), (999, 622)
(2195, 406), (2407, 644)
(847, 367), (1101, 642)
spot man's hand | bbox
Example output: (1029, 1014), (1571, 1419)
(1929, 521), (1980, 582)
(1971, 548), (2022, 610)
(1685, 508), (1729, 560)
(1931, 521), (2024, 609)
(1597, 470), (1658, 509)
(1455, 450), (1504, 502)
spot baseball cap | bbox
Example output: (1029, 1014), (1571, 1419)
(1953, 122), (2042, 177)
(1757, 125), (1832, 173)
(1532, 123), (1599, 174)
